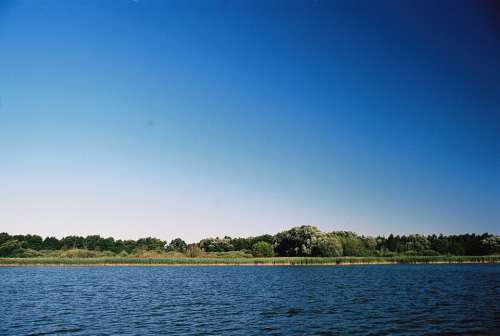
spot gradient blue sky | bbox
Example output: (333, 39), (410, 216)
(1, 0), (499, 241)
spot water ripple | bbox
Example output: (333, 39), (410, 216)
(0, 265), (499, 335)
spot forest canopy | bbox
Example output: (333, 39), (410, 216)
(0, 226), (499, 258)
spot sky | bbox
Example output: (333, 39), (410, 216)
(0, 0), (499, 241)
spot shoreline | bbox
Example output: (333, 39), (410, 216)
(1, 256), (499, 267)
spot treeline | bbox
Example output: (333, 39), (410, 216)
(1, 226), (499, 258)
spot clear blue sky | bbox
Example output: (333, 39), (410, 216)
(0, 0), (498, 241)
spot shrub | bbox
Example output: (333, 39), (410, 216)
(118, 250), (129, 257)
(17, 248), (43, 258)
(0, 240), (24, 257)
(131, 249), (167, 258)
(185, 245), (203, 257)
(61, 249), (97, 258)
(206, 250), (253, 258)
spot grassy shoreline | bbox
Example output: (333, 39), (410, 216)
(1, 255), (499, 266)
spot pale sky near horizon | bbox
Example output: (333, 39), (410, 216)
(1, 0), (499, 242)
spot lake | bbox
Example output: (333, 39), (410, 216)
(1, 265), (499, 335)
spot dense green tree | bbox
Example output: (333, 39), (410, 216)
(136, 237), (165, 251)
(273, 226), (322, 256)
(42, 237), (61, 250)
(341, 235), (367, 256)
(386, 234), (398, 252)
(199, 237), (234, 252)
(363, 236), (377, 252)
(251, 234), (274, 245)
(252, 241), (274, 257)
(82, 235), (98, 250)
(0, 228), (498, 258)
(480, 236), (500, 254)
(0, 232), (11, 245)
(404, 234), (431, 253)
(24, 235), (44, 250)
(84, 235), (101, 250)
(312, 234), (343, 257)
(123, 240), (138, 253)
(429, 235), (450, 254)
(231, 234), (274, 251)
(61, 236), (85, 249)
(231, 237), (251, 251)
(98, 237), (116, 252)
(448, 239), (466, 255)
(113, 239), (137, 253)
(167, 238), (188, 252)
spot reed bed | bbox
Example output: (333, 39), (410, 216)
(0, 255), (499, 266)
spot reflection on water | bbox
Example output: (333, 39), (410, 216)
(1, 265), (499, 335)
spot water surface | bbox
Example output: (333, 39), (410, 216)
(1, 264), (499, 335)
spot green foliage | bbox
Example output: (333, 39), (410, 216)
(336, 232), (367, 256)
(18, 249), (43, 258)
(429, 235), (449, 254)
(0, 232), (11, 245)
(61, 236), (85, 249)
(252, 241), (274, 257)
(0, 240), (25, 257)
(136, 237), (166, 251)
(199, 237), (234, 252)
(167, 238), (187, 252)
(404, 234), (431, 252)
(312, 234), (343, 257)
(363, 236), (377, 251)
(116, 240), (138, 254)
(232, 234), (274, 251)
(480, 236), (500, 254)
(0, 229), (498, 258)
(273, 225), (322, 256)
(43, 237), (62, 250)
(22, 235), (43, 250)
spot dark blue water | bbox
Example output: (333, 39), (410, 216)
(1, 265), (499, 335)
